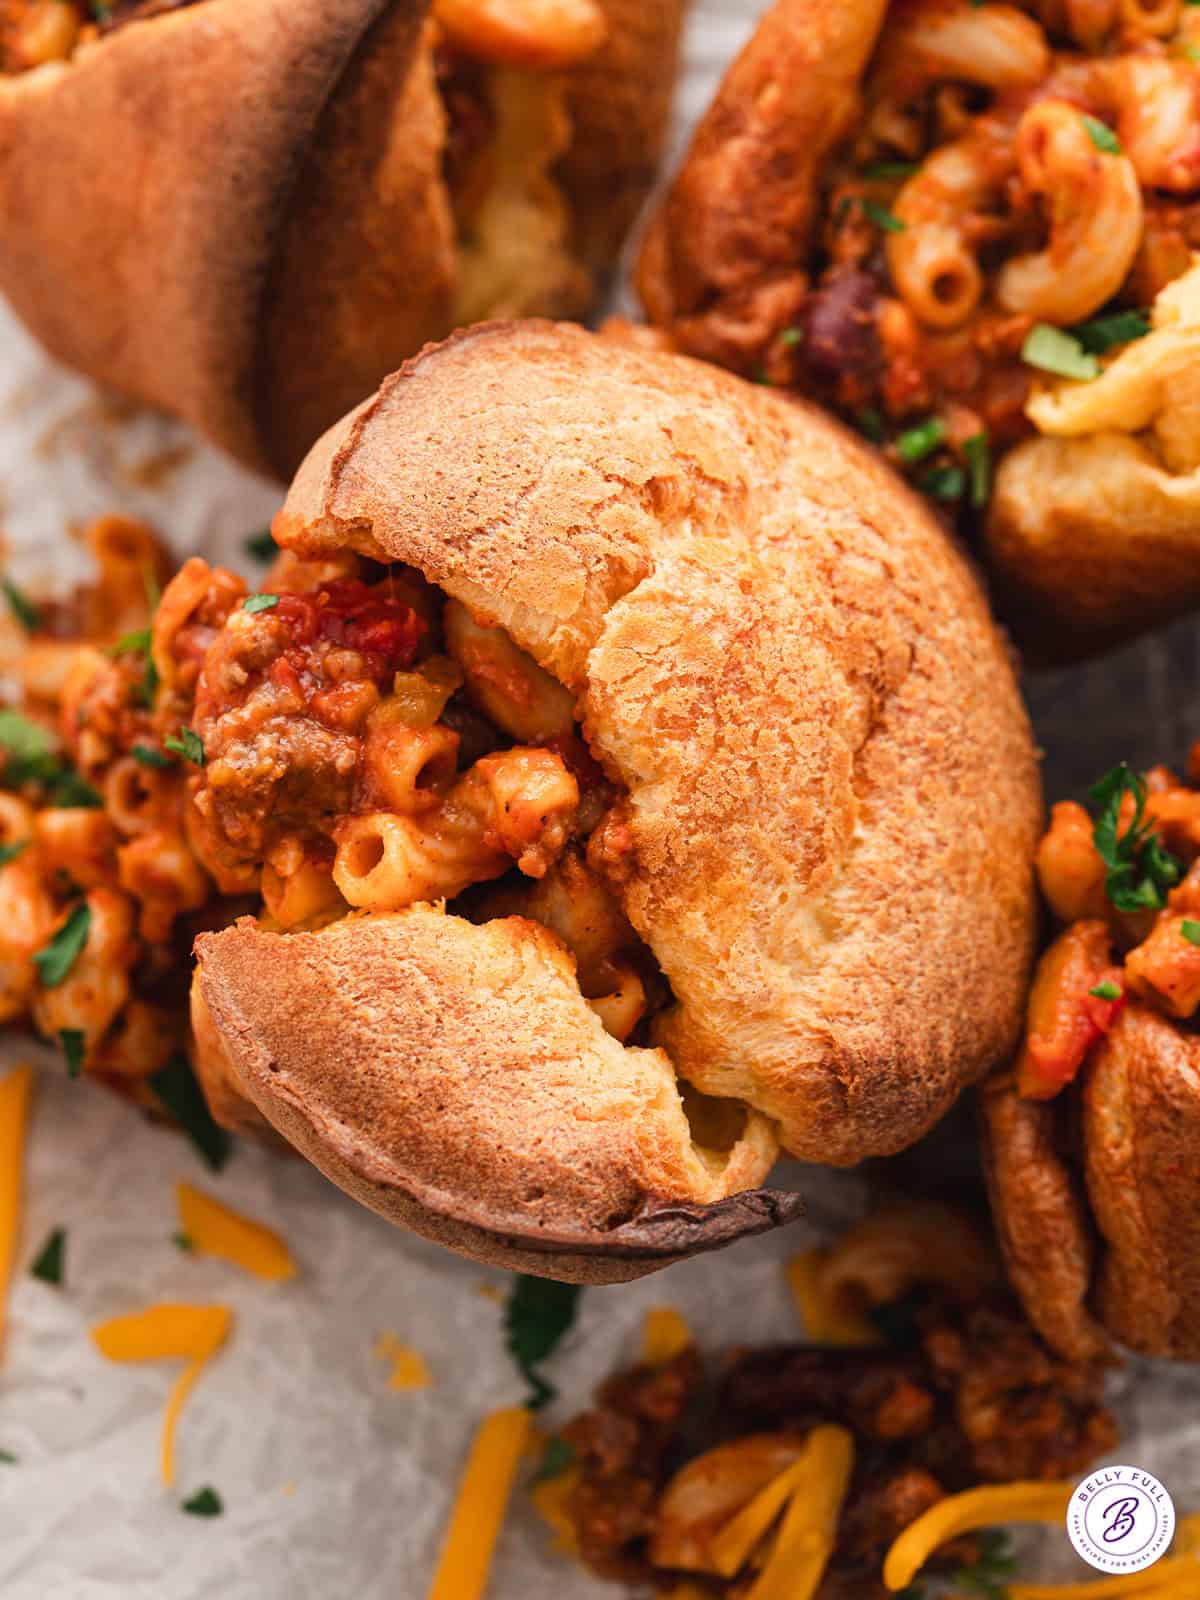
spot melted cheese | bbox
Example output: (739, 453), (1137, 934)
(176, 1183), (296, 1282)
(0, 1064), (32, 1353)
(709, 1456), (812, 1579)
(642, 1306), (692, 1367)
(427, 1408), (532, 1600)
(884, 1483), (1075, 1592)
(91, 1303), (232, 1485)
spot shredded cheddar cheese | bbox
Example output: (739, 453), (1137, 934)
(175, 1183), (296, 1281)
(709, 1455), (812, 1578)
(744, 1423), (855, 1600)
(530, 1464), (581, 1554)
(0, 1064), (33, 1353)
(373, 1331), (432, 1391)
(786, 1249), (882, 1347)
(91, 1303), (232, 1486)
(884, 1482), (1075, 1592)
(642, 1306), (692, 1366)
(427, 1407), (532, 1600)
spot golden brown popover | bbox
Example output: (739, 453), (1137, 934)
(636, 0), (1200, 653)
(154, 320), (1044, 1281)
(0, 0), (685, 477)
(983, 760), (1200, 1360)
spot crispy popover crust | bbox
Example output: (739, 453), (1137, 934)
(983, 1008), (1200, 1361)
(256, 321), (1040, 1177)
(193, 909), (797, 1283)
(0, 0), (684, 478)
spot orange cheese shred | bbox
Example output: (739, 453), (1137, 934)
(374, 1331), (432, 1391)
(176, 1183), (296, 1282)
(427, 1407), (532, 1600)
(786, 1249), (883, 1347)
(530, 1464), (582, 1555)
(884, 1482), (1074, 1592)
(0, 1064), (33, 1354)
(642, 1306), (692, 1366)
(744, 1423), (855, 1600)
(709, 1454), (813, 1578)
(91, 1303), (232, 1486)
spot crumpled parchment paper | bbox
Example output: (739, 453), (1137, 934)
(1, 3), (1198, 1595)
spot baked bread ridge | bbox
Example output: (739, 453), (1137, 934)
(192, 910), (798, 1284)
(0, 0), (409, 476)
(274, 319), (1042, 1166)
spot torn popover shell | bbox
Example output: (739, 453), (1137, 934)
(212, 319), (1039, 1187)
(0, 0), (685, 477)
(192, 910), (796, 1284)
(983, 1007), (1200, 1362)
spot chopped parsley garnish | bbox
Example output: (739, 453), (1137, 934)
(34, 903), (92, 989)
(0, 839), (27, 868)
(59, 1028), (86, 1079)
(164, 728), (205, 767)
(173, 1231), (195, 1253)
(952, 1529), (1017, 1600)
(244, 529), (277, 564)
(857, 407), (886, 444)
(861, 160), (919, 181)
(1071, 309), (1151, 354)
(896, 416), (945, 464)
(29, 1227), (65, 1287)
(90, 1), (113, 20)
(149, 1055), (231, 1172)
(531, 1436), (576, 1484)
(2, 578), (41, 633)
(1089, 979), (1122, 1000)
(242, 594), (280, 615)
(860, 198), (906, 234)
(1022, 323), (1100, 381)
(0, 709), (59, 784)
(1089, 763), (1182, 912)
(181, 1486), (223, 1517)
(0, 1449), (16, 1464)
(1081, 114), (1121, 155)
(1182, 919), (1200, 946)
(504, 1275), (581, 1410)
(778, 327), (803, 349)
(132, 744), (173, 769)
(48, 771), (103, 809)
(107, 627), (158, 709)
(963, 432), (991, 509)
(921, 464), (966, 501)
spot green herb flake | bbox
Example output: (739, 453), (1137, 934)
(34, 902), (92, 989)
(0, 839), (27, 868)
(531, 1436), (576, 1485)
(921, 464), (966, 501)
(173, 1231), (195, 1253)
(91, 1), (113, 20)
(1081, 113), (1121, 155)
(107, 627), (152, 660)
(857, 407), (886, 444)
(1022, 323), (1100, 381)
(149, 1055), (231, 1173)
(896, 416), (945, 464)
(1089, 763), (1182, 912)
(1089, 980), (1122, 1000)
(963, 432), (992, 509)
(48, 772), (103, 810)
(2, 578), (42, 633)
(0, 709), (57, 781)
(30, 1227), (66, 1287)
(59, 1029), (86, 1079)
(242, 594), (280, 615)
(504, 1275), (582, 1410)
(181, 1486), (223, 1517)
(953, 1528), (1018, 1600)
(164, 728), (205, 768)
(861, 160), (919, 181)
(0, 1449), (16, 1464)
(243, 529), (277, 564)
(860, 197), (906, 234)
(132, 744), (173, 770)
(1182, 920), (1200, 946)
(1072, 309), (1152, 355)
